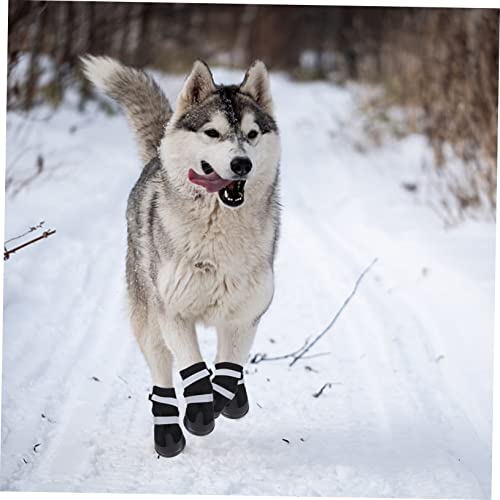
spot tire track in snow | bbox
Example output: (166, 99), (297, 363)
(29, 247), (129, 483)
(277, 85), (490, 495)
(2, 229), (128, 490)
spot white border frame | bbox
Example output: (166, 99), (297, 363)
(0, 1), (498, 500)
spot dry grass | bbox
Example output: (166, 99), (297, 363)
(376, 9), (498, 216)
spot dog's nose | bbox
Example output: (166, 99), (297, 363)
(230, 156), (252, 177)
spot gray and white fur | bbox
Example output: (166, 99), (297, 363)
(81, 55), (280, 390)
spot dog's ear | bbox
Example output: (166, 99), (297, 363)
(177, 60), (216, 113)
(240, 61), (273, 114)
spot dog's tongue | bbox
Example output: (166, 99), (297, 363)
(188, 168), (233, 193)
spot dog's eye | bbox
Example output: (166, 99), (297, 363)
(248, 130), (259, 140)
(204, 129), (220, 138)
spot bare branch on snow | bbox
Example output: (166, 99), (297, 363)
(250, 258), (378, 367)
(4, 228), (56, 261)
(4, 221), (45, 244)
(313, 382), (332, 398)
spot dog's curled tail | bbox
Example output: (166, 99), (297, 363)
(81, 55), (172, 165)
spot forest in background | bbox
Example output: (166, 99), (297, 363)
(6, 1), (500, 216)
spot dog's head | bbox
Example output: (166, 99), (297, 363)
(161, 61), (280, 208)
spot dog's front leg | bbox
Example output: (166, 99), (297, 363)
(212, 321), (258, 418)
(160, 314), (215, 436)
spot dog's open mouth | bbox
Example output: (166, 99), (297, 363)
(218, 180), (245, 207)
(188, 164), (246, 208)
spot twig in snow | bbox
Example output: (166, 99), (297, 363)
(250, 258), (378, 367)
(33, 443), (41, 453)
(304, 366), (319, 373)
(4, 229), (56, 261)
(313, 383), (332, 398)
(41, 413), (56, 423)
(289, 258), (378, 366)
(282, 438), (290, 444)
(250, 337), (310, 364)
(5, 221), (45, 244)
(300, 352), (331, 360)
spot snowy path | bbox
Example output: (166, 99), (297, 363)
(1, 70), (494, 497)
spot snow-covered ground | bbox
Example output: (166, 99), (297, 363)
(1, 69), (495, 498)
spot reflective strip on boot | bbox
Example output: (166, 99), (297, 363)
(182, 368), (211, 388)
(184, 393), (214, 404)
(154, 416), (180, 425)
(213, 368), (242, 379)
(212, 383), (234, 400)
(149, 394), (179, 406)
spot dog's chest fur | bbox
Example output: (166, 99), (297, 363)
(154, 188), (275, 325)
(127, 158), (277, 326)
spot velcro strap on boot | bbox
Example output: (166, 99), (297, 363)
(213, 368), (242, 379)
(150, 386), (180, 426)
(149, 394), (179, 406)
(180, 362), (213, 403)
(182, 368), (211, 388)
(212, 362), (244, 415)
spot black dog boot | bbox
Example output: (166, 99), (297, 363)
(212, 362), (245, 418)
(180, 362), (215, 436)
(149, 386), (186, 457)
(222, 378), (249, 419)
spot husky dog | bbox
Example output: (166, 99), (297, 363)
(82, 56), (280, 456)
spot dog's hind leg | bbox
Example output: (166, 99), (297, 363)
(160, 315), (215, 436)
(132, 313), (186, 457)
(212, 321), (258, 419)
